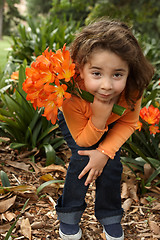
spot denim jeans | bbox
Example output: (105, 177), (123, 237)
(56, 111), (123, 225)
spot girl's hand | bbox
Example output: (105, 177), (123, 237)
(78, 149), (109, 186)
(91, 97), (115, 130)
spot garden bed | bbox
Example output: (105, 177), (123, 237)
(0, 142), (159, 240)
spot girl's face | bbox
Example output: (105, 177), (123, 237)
(79, 49), (129, 103)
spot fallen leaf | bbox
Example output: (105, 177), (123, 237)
(122, 198), (133, 212)
(0, 185), (36, 194)
(0, 223), (11, 234)
(153, 203), (160, 210)
(121, 182), (129, 199)
(6, 160), (30, 172)
(16, 191), (38, 201)
(37, 164), (66, 173)
(0, 195), (16, 213)
(149, 220), (160, 235)
(100, 232), (106, 240)
(144, 163), (154, 180)
(3, 211), (16, 221)
(140, 197), (148, 205)
(17, 148), (38, 159)
(129, 207), (138, 214)
(40, 174), (54, 181)
(25, 212), (35, 222)
(126, 177), (139, 202)
(28, 161), (40, 174)
(31, 221), (45, 229)
(21, 218), (32, 240)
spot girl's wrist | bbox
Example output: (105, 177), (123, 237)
(91, 115), (106, 130)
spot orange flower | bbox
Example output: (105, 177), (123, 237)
(11, 71), (19, 80)
(149, 125), (160, 135)
(140, 105), (160, 125)
(42, 95), (59, 125)
(22, 44), (75, 124)
(54, 45), (75, 81)
(136, 120), (142, 131)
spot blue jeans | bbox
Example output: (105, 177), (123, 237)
(56, 111), (123, 225)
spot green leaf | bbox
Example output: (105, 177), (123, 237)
(134, 130), (154, 157)
(10, 143), (28, 149)
(25, 109), (41, 143)
(1, 93), (29, 129)
(54, 156), (65, 166)
(18, 64), (26, 96)
(52, 138), (65, 150)
(43, 144), (56, 166)
(4, 199), (30, 240)
(0, 114), (19, 129)
(37, 124), (59, 142)
(37, 179), (64, 194)
(146, 166), (160, 185)
(146, 157), (160, 169)
(0, 108), (13, 117)
(32, 120), (42, 147)
(0, 170), (10, 187)
(121, 157), (145, 167)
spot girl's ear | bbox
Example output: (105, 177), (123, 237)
(79, 68), (84, 79)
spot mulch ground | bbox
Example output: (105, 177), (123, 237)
(0, 142), (159, 240)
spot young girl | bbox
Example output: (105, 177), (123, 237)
(56, 19), (154, 240)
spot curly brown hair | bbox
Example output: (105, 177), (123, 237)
(70, 19), (154, 109)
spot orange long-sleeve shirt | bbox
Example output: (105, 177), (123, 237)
(62, 91), (141, 159)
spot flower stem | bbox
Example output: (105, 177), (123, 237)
(75, 88), (126, 116)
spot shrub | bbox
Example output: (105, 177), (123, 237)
(9, 16), (80, 65)
(0, 64), (65, 166)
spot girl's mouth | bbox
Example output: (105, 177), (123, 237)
(98, 93), (112, 99)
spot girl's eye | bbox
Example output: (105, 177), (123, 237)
(113, 73), (123, 79)
(92, 72), (101, 77)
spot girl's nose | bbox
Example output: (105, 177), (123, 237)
(101, 77), (113, 90)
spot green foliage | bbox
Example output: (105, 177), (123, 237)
(26, 0), (52, 17)
(9, 15), (80, 65)
(121, 78), (160, 188)
(0, 64), (65, 166)
(0, 36), (12, 73)
(51, 0), (97, 24)
(3, 0), (25, 36)
(86, 0), (160, 40)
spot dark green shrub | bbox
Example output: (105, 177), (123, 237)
(9, 16), (80, 65)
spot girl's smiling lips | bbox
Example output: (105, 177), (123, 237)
(98, 93), (112, 99)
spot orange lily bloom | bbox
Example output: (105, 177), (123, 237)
(54, 45), (75, 82)
(140, 105), (160, 125)
(136, 120), (143, 131)
(42, 95), (59, 124)
(149, 125), (160, 135)
(11, 71), (19, 80)
(23, 44), (76, 124)
(44, 81), (71, 107)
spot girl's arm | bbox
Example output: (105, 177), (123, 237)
(62, 96), (110, 146)
(77, 98), (142, 186)
(97, 98), (142, 159)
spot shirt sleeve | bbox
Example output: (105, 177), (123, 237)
(62, 96), (108, 147)
(97, 98), (142, 159)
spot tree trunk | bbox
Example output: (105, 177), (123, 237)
(0, 0), (4, 40)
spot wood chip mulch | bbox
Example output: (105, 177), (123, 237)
(0, 143), (159, 240)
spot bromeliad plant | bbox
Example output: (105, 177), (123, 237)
(22, 44), (125, 125)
